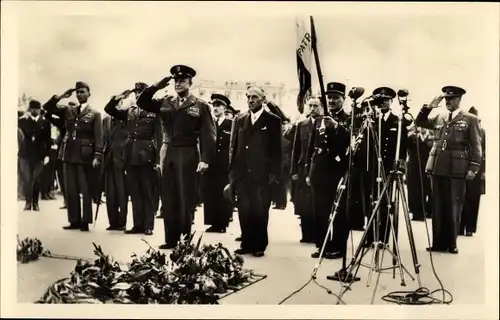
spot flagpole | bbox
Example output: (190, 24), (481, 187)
(310, 16), (328, 116)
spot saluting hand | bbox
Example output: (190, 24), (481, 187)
(113, 89), (133, 101)
(57, 88), (75, 100)
(196, 161), (209, 173)
(428, 95), (445, 109)
(154, 76), (173, 90)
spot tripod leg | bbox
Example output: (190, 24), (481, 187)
(397, 175), (422, 287)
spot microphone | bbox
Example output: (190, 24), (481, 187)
(348, 87), (365, 100)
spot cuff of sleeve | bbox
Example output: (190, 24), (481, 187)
(468, 162), (480, 172)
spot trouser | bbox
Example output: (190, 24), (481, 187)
(312, 182), (339, 253)
(56, 159), (66, 204)
(295, 167), (314, 241)
(18, 157), (25, 199)
(40, 149), (58, 196)
(63, 163), (94, 224)
(19, 158), (44, 204)
(273, 179), (288, 209)
(202, 168), (231, 229)
(430, 176), (466, 249)
(236, 179), (272, 253)
(162, 146), (199, 246)
(407, 160), (431, 220)
(126, 164), (157, 231)
(104, 161), (128, 228)
(459, 182), (481, 234)
(349, 168), (369, 230)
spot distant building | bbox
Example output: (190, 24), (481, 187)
(191, 80), (287, 112)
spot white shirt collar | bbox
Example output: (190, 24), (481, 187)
(250, 107), (264, 124)
(217, 115), (225, 126)
(382, 110), (391, 121)
(79, 102), (89, 112)
(449, 108), (461, 121)
(30, 114), (40, 122)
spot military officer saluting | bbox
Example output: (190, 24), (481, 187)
(42, 82), (103, 231)
(104, 82), (162, 236)
(202, 93), (233, 233)
(137, 65), (216, 249)
(305, 82), (351, 259)
(416, 86), (482, 254)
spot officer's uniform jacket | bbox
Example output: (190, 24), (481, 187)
(305, 115), (350, 185)
(290, 117), (314, 176)
(43, 97), (104, 165)
(18, 114), (52, 163)
(374, 111), (410, 170)
(415, 107), (482, 178)
(104, 99), (163, 167)
(136, 87), (216, 164)
(102, 115), (129, 168)
(211, 117), (232, 172)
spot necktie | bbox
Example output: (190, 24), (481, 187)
(448, 112), (453, 122)
(76, 105), (81, 115)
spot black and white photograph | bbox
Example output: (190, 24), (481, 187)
(1, 1), (499, 319)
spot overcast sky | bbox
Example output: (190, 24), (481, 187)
(16, 2), (499, 124)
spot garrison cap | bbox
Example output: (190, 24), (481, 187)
(135, 82), (148, 91)
(442, 86), (466, 97)
(75, 81), (90, 91)
(326, 82), (346, 96)
(373, 86), (396, 99)
(468, 106), (478, 116)
(170, 65), (196, 79)
(28, 100), (42, 109)
(210, 93), (231, 107)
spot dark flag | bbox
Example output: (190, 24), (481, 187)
(296, 16), (312, 114)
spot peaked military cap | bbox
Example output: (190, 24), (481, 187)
(326, 82), (346, 96)
(442, 85), (466, 97)
(75, 81), (90, 91)
(225, 105), (236, 114)
(135, 82), (148, 91)
(170, 65), (196, 79)
(373, 86), (396, 99)
(468, 106), (478, 116)
(28, 100), (41, 109)
(210, 93), (231, 107)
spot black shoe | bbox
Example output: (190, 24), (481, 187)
(448, 247), (459, 254)
(159, 243), (176, 250)
(60, 205), (67, 209)
(156, 215), (163, 219)
(63, 223), (81, 230)
(144, 229), (153, 236)
(32, 203), (40, 211)
(234, 248), (251, 255)
(116, 226), (126, 231)
(80, 224), (89, 231)
(235, 236), (242, 242)
(412, 217), (425, 221)
(311, 251), (320, 258)
(465, 232), (473, 237)
(106, 226), (117, 231)
(252, 251), (265, 257)
(324, 252), (342, 259)
(23, 202), (32, 211)
(124, 228), (144, 234)
(426, 247), (446, 252)
(300, 238), (314, 243)
(205, 226), (217, 233)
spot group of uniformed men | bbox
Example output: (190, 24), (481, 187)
(18, 64), (486, 258)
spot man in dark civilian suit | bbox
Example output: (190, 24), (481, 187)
(291, 97), (322, 243)
(137, 65), (216, 249)
(42, 82), (104, 231)
(18, 100), (52, 211)
(416, 86), (482, 254)
(18, 111), (26, 201)
(305, 83), (351, 259)
(229, 86), (283, 257)
(102, 97), (130, 231)
(104, 82), (162, 236)
(202, 93), (233, 233)
(459, 106), (485, 237)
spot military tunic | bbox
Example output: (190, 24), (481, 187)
(416, 107), (482, 251)
(137, 87), (216, 246)
(104, 99), (162, 232)
(305, 112), (350, 256)
(43, 97), (104, 226)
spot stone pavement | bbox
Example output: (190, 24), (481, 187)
(17, 195), (485, 305)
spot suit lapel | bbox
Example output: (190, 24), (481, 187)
(252, 111), (267, 130)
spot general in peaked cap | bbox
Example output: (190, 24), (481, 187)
(75, 81), (90, 91)
(135, 82), (148, 92)
(442, 86), (466, 97)
(210, 93), (231, 107)
(468, 106), (478, 116)
(28, 100), (42, 109)
(373, 86), (396, 99)
(170, 65), (197, 79)
(326, 82), (346, 96)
